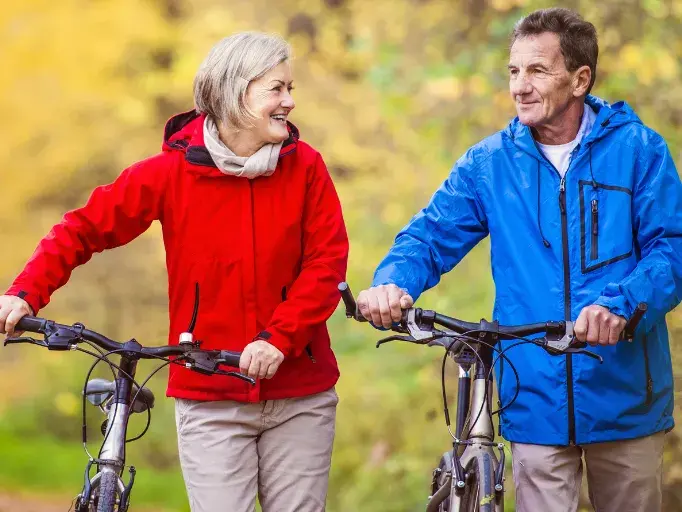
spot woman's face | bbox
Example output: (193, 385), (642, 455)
(243, 60), (295, 146)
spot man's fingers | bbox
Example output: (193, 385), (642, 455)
(367, 293), (382, 326)
(376, 292), (393, 329)
(357, 291), (371, 321)
(574, 309), (588, 342)
(585, 309), (602, 346)
(387, 286), (403, 323)
(608, 317), (625, 345)
(399, 294), (414, 309)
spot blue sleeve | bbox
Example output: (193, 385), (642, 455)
(372, 153), (489, 302)
(593, 135), (682, 329)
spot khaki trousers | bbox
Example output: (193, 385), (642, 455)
(175, 387), (338, 512)
(512, 432), (665, 512)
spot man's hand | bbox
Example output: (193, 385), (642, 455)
(356, 284), (414, 329)
(239, 339), (284, 380)
(574, 305), (626, 346)
(0, 295), (33, 337)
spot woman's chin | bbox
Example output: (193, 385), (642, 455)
(266, 127), (289, 144)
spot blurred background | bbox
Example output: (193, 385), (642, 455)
(1, 0), (681, 510)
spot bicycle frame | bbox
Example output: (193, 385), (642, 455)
(77, 354), (141, 511)
(428, 339), (504, 512)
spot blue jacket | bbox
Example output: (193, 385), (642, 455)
(373, 96), (682, 445)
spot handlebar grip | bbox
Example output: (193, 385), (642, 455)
(16, 316), (47, 333)
(219, 350), (242, 368)
(338, 282), (366, 322)
(622, 303), (647, 340)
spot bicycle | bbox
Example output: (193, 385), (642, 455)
(3, 286), (253, 512)
(337, 282), (646, 512)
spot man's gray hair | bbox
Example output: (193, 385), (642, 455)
(193, 32), (291, 129)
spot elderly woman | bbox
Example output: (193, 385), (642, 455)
(0, 33), (348, 511)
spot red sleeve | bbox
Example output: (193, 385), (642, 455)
(5, 154), (170, 314)
(264, 153), (349, 357)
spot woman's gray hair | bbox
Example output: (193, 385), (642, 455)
(193, 32), (291, 129)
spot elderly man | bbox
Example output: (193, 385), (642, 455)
(358, 8), (682, 512)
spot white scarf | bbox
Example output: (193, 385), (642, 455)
(203, 116), (282, 179)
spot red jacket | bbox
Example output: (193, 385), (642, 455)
(6, 111), (349, 402)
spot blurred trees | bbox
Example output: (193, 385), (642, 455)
(1, 0), (681, 510)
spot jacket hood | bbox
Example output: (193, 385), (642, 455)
(504, 95), (643, 158)
(161, 110), (300, 176)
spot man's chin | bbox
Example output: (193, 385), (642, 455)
(516, 113), (539, 127)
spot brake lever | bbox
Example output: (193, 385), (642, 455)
(376, 334), (431, 348)
(537, 320), (603, 363)
(3, 336), (48, 348)
(563, 346), (603, 362)
(213, 370), (256, 385)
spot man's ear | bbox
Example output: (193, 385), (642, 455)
(572, 65), (592, 97)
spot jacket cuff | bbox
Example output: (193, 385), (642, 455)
(255, 329), (293, 358)
(593, 295), (632, 319)
(4, 285), (40, 315)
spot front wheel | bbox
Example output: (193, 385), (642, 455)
(458, 452), (496, 512)
(95, 471), (120, 512)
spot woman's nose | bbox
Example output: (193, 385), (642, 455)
(281, 90), (295, 110)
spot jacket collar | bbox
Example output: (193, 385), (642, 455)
(162, 110), (300, 176)
(504, 95), (642, 160)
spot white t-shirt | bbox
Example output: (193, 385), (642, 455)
(536, 105), (597, 177)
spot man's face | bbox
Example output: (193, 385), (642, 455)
(508, 32), (578, 128)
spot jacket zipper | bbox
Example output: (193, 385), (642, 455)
(497, 354), (504, 436)
(559, 177), (576, 444)
(642, 335), (653, 406)
(590, 199), (599, 260)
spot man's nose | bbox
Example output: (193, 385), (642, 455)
(510, 74), (533, 97)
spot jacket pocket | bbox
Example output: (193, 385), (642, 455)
(305, 344), (317, 363)
(580, 180), (634, 273)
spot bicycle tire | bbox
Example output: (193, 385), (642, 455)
(457, 452), (496, 512)
(96, 471), (120, 512)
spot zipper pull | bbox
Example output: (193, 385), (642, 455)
(558, 177), (566, 214)
(591, 199), (599, 236)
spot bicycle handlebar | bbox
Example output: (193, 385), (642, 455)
(8, 315), (243, 371)
(338, 282), (646, 346)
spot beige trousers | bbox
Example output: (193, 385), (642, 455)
(175, 387), (338, 512)
(512, 431), (665, 512)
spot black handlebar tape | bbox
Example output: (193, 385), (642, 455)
(338, 282), (366, 321)
(219, 351), (242, 368)
(623, 303), (647, 339)
(15, 316), (47, 333)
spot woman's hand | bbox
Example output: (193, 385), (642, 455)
(239, 339), (285, 380)
(0, 295), (33, 336)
